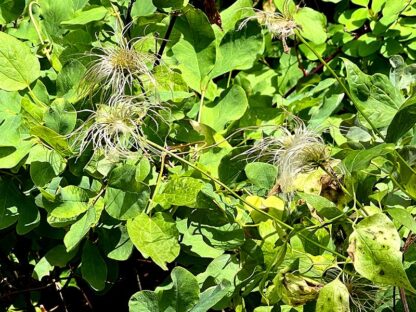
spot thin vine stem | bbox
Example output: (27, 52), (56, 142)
(145, 139), (347, 260)
(146, 152), (166, 214)
(29, 1), (52, 62)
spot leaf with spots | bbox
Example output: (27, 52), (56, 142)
(316, 279), (350, 312)
(348, 213), (415, 292)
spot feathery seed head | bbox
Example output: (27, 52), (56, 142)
(245, 121), (330, 193)
(238, 8), (299, 52)
(81, 36), (157, 98)
(71, 95), (162, 159)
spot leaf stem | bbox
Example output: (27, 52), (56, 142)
(145, 139), (347, 259)
(146, 152), (166, 214)
(197, 87), (206, 123)
(29, 1), (52, 62)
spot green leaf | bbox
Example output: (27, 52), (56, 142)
(0, 0), (25, 24)
(129, 291), (159, 312)
(128, 267), (201, 312)
(210, 21), (264, 78)
(50, 186), (90, 219)
(153, 0), (189, 10)
(27, 144), (66, 187)
(0, 32), (40, 91)
(172, 7), (216, 92)
(298, 192), (342, 219)
(352, 0), (369, 6)
(0, 140), (33, 169)
(154, 177), (204, 208)
(100, 225), (134, 261)
(0, 94), (34, 169)
(131, 0), (157, 17)
(0, 180), (21, 229)
(45, 244), (77, 267)
(127, 212), (180, 270)
(16, 199), (40, 235)
(197, 254), (240, 286)
(199, 222), (245, 250)
(245, 162), (278, 190)
(104, 186), (149, 220)
(348, 213), (415, 292)
(38, 0), (75, 39)
(342, 143), (394, 174)
(200, 85), (248, 132)
(386, 95), (416, 143)
(64, 206), (96, 252)
(220, 0), (254, 33)
(108, 162), (150, 192)
(158, 267), (200, 312)
(32, 257), (54, 281)
(61, 6), (108, 26)
(386, 207), (416, 233)
(33, 245), (77, 280)
(344, 58), (402, 128)
(316, 279), (350, 311)
(176, 219), (223, 258)
(31, 125), (72, 157)
(294, 7), (327, 44)
(338, 8), (369, 32)
(81, 241), (107, 291)
(56, 60), (86, 103)
(189, 281), (232, 312)
(43, 99), (77, 135)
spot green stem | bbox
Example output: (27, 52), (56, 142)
(145, 139), (347, 260)
(146, 152), (166, 214)
(227, 70), (232, 88)
(197, 88), (206, 123)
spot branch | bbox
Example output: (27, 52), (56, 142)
(154, 12), (179, 66)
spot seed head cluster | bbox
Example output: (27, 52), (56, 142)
(73, 26), (163, 160)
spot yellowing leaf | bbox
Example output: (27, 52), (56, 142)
(316, 279), (350, 312)
(348, 213), (416, 292)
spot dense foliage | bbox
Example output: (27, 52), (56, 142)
(1, 0), (416, 311)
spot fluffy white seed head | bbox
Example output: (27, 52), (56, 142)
(71, 95), (164, 160)
(238, 9), (299, 52)
(80, 36), (157, 98)
(245, 121), (330, 193)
